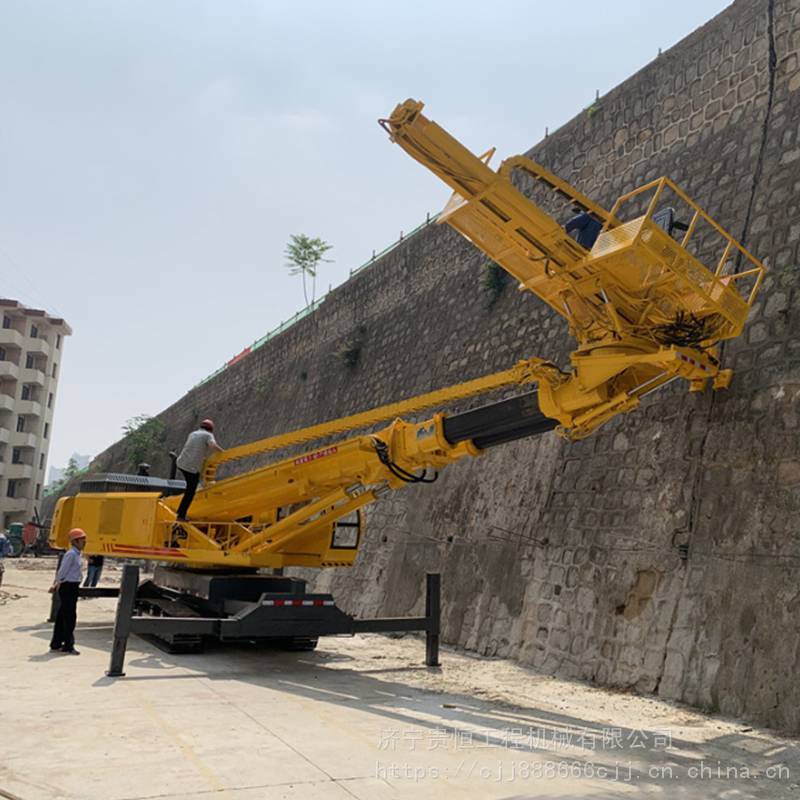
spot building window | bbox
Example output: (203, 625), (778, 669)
(21, 385), (30, 400)
(2, 316), (10, 329)
(56, 334), (61, 349)
(35, 483), (40, 500)
(25, 353), (35, 369)
(16, 416), (25, 433)
(39, 453), (45, 470)
(6, 480), (17, 498)
(11, 448), (22, 464)
(43, 422), (49, 439)
(0, 346), (5, 361)
(30, 324), (38, 338)
(52, 363), (57, 378)
(48, 392), (53, 409)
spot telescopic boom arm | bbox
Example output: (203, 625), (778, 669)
(52, 368), (555, 569)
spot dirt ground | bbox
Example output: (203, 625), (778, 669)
(2, 557), (799, 800)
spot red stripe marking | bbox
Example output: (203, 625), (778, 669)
(313, 599), (323, 606)
(113, 544), (168, 551)
(111, 545), (187, 558)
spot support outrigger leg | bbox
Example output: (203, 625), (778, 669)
(106, 564), (139, 677)
(425, 572), (441, 667)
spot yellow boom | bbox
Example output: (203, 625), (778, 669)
(52, 357), (553, 568)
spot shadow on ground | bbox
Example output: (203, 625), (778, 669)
(20, 620), (800, 799)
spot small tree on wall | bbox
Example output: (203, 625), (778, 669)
(122, 414), (165, 469)
(285, 234), (333, 308)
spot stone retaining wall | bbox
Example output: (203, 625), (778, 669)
(83, 0), (800, 731)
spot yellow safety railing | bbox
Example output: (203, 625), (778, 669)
(605, 176), (765, 307)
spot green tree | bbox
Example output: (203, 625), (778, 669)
(122, 414), (165, 468)
(44, 456), (86, 497)
(63, 456), (80, 481)
(284, 234), (333, 307)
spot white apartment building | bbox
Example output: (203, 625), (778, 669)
(0, 298), (71, 528)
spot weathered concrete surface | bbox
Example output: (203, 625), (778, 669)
(62, 0), (800, 732)
(3, 560), (800, 800)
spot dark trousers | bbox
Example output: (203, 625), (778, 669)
(50, 582), (79, 650)
(176, 469), (200, 519)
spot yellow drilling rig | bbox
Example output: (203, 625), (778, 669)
(51, 100), (764, 675)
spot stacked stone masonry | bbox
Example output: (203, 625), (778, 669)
(87, 0), (800, 731)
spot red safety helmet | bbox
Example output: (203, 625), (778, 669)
(200, 419), (215, 432)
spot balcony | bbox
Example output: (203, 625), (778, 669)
(7, 463), (33, 480)
(11, 431), (37, 448)
(2, 497), (29, 513)
(20, 367), (45, 386)
(16, 399), (42, 417)
(0, 395), (13, 412)
(0, 428), (9, 444)
(0, 329), (23, 348)
(26, 338), (50, 357)
(0, 362), (19, 381)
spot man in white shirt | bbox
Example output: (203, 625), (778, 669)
(175, 419), (223, 521)
(49, 528), (87, 654)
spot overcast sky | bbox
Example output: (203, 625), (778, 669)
(0, 0), (731, 472)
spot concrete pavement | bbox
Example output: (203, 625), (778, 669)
(2, 560), (799, 799)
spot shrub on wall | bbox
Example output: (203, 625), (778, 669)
(483, 260), (509, 309)
(121, 414), (166, 469)
(336, 342), (362, 368)
(336, 325), (367, 370)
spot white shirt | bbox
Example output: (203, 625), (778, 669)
(176, 429), (218, 474)
(56, 546), (83, 583)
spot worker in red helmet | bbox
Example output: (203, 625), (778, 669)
(49, 528), (87, 654)
(174, 419), (224, 521)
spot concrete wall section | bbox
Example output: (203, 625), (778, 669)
(85, 0), (800, 731)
